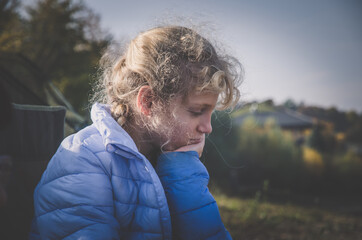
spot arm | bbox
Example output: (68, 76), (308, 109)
(33, 143), (120, 239)
(156, 150), (232, 240)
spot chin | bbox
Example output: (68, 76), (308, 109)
(161, 141), (185, 152)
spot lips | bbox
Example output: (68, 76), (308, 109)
(189, 138), (202, 144)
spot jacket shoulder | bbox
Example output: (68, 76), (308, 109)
(33, 125), (120, 239)
(62, 125), (105, 153)
(39, 125), (110, 185)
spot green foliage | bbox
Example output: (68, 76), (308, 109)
(345, 114), (362, 143)
(236, 116), (303, 189)
(203, 110), (242, 193)
(22, 0), (111, 115)
(0, 0), (24, 52)
(333, 150), (362, 177)
(307, 123), (337, 152)
(24, 0), (85, 71)
(214, 192), (362, 240)
(298, 105), (361, 134)
(206, 105), (362, 197)
(242, 190), (262, 221)
(283, 98), (298, 110)
(242, 180), (269, 221)
(1, 0), (111, 116)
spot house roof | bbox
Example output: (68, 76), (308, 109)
(233, 104), (314, 129)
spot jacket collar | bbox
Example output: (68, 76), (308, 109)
(91, 103), (141, 158)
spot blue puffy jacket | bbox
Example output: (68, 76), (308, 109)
(31, 103), (231, 239)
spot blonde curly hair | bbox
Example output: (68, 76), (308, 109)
(93, 26), (242, 128)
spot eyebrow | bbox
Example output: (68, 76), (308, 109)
(189, 103), (215, 108)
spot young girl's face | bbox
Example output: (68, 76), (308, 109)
(158, 91), (219, 152)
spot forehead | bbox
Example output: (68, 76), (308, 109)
(182, 91), (219, 107)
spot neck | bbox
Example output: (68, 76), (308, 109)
(123, 122), (159, 167)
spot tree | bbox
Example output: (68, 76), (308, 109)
(345, 112), (362, 144)
(0, 0), (24, 52)
(283, 98), (297, 111)
(22, 0), (112, 114)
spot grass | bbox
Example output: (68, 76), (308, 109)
(214, 193), (362, 240)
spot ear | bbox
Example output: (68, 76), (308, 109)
(136, 86), (154, 116)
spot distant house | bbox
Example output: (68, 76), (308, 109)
(233, 102), (315, 144)
(234, 104), (314, 130)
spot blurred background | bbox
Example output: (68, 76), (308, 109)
(0, 0), (361, 239)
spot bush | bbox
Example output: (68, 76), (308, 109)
(302, 146), (324, 175)
(204, 112), (362, 196)
(236, 117), (303, 190)
(333, 150), (362, 177)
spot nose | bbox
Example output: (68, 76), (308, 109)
(197, 114), (213, 134)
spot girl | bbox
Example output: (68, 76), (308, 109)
(31, 26), (241, 239)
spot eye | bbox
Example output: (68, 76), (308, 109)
(188, 109), (203, 116)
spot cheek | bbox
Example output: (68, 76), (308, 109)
(171, 121), (195, 143)
(155, 119), (183, 151)
(158, 108), (197, 150)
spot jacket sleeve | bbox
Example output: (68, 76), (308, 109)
(156, 151), (232, 240)
(32, 143), (120, 240)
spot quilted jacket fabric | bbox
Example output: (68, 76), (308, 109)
(31, 103), (231, 239)
(157, 152), (231, 240)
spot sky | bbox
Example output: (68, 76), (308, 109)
(23, 0), (362, 112)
